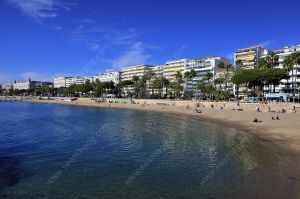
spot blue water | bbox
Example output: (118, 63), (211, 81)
(0, 102), (295, 199)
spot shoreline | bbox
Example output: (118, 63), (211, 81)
(18, 99), (300, 197)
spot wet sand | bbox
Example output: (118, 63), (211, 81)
(23, 98), (300, 198)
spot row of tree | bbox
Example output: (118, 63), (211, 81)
(231, 51), (300, 98)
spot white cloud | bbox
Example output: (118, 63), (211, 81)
(6, 0), (73, 20)
(110, 42), (152, 70)
(20, 71), (53, 82)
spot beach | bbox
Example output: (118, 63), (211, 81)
(22, 98), (300, 197)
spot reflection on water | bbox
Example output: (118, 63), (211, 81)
(0, 102), (295, 199)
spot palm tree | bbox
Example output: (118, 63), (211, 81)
(152, 75), (169, 98)
(132, 76), (139, 83)
(235, 60), (243, 71)
(214, 77), (224, 89)
(184, 69), (197, 79)
(282, 56), (293, 94)
(171, 71), (184, 98)
(290, 52), (300, 101)
(175, 71), (183, 82)
(233, 60), (244, 98)
(144, 69), (156, 91)
(225, 63), (232, 72)
(223, 64), (233, 91)
(217, 62), (225, 71)
(184, 69), (197, 92)
(258, 58), (269, 69)
(284, 52), (300, 101)
(266, 51), (279, 68)
(205, 72), (214, 84)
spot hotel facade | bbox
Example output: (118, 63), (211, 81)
(93, 72), (120, 84)
(234, 46), (269, 69)
(163, 59), (187, 82)
(53, 76), (91, 88)
(264, 45), (300, 101)
(120, 65), (155, 81)
(13, 80), (53, 90)
(184, 57), (230, 91)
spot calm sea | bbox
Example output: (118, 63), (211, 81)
(0, 102), (295, 199)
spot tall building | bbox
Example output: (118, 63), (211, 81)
(163, 59), (187, 82)
(120, 65), (154, 81)
(184, 57), (230, 91)
(54, 77), (69, 88)
(234, 46), (268, 69)
(93, 72), (120, 84)
(265, 44), (300, 101)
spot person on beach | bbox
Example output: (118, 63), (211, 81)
(253, 118), (262, 123)
(292, 106), (296, 113)
(272, 116), (280, 120)
(256, 105), (260, 112)
(235, 102), (240, 110)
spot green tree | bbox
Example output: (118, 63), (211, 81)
(290, 52), (300, 101)
(282, 56), (293, 91)
(94, 79), (103, 97)
(171, 71), (184, 98)
(205, 72), (214, 84)
(235, 60), (243, 70)
(117, 80), (134, 97)
(231, 68), (287, 97)
(152, 75), (170, 98)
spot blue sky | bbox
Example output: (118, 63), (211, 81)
(1, 0), (300, 83)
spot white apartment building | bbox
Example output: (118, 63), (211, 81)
(184, 57), (230, 91)
(53, 76), (90, 88)
(163, 59), (187, 82)
(66, 76), (90, 87)
(265, 44), (300, 101)
(120, 65), (154, 81)
(54, 77), (69, 88)
(234, 46), (269, 69)
(93, 72), (120, 84)
(2, 83), (13, 90)
(150, 65), (163, 76)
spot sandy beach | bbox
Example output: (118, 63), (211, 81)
(23, 98), (300, 197)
